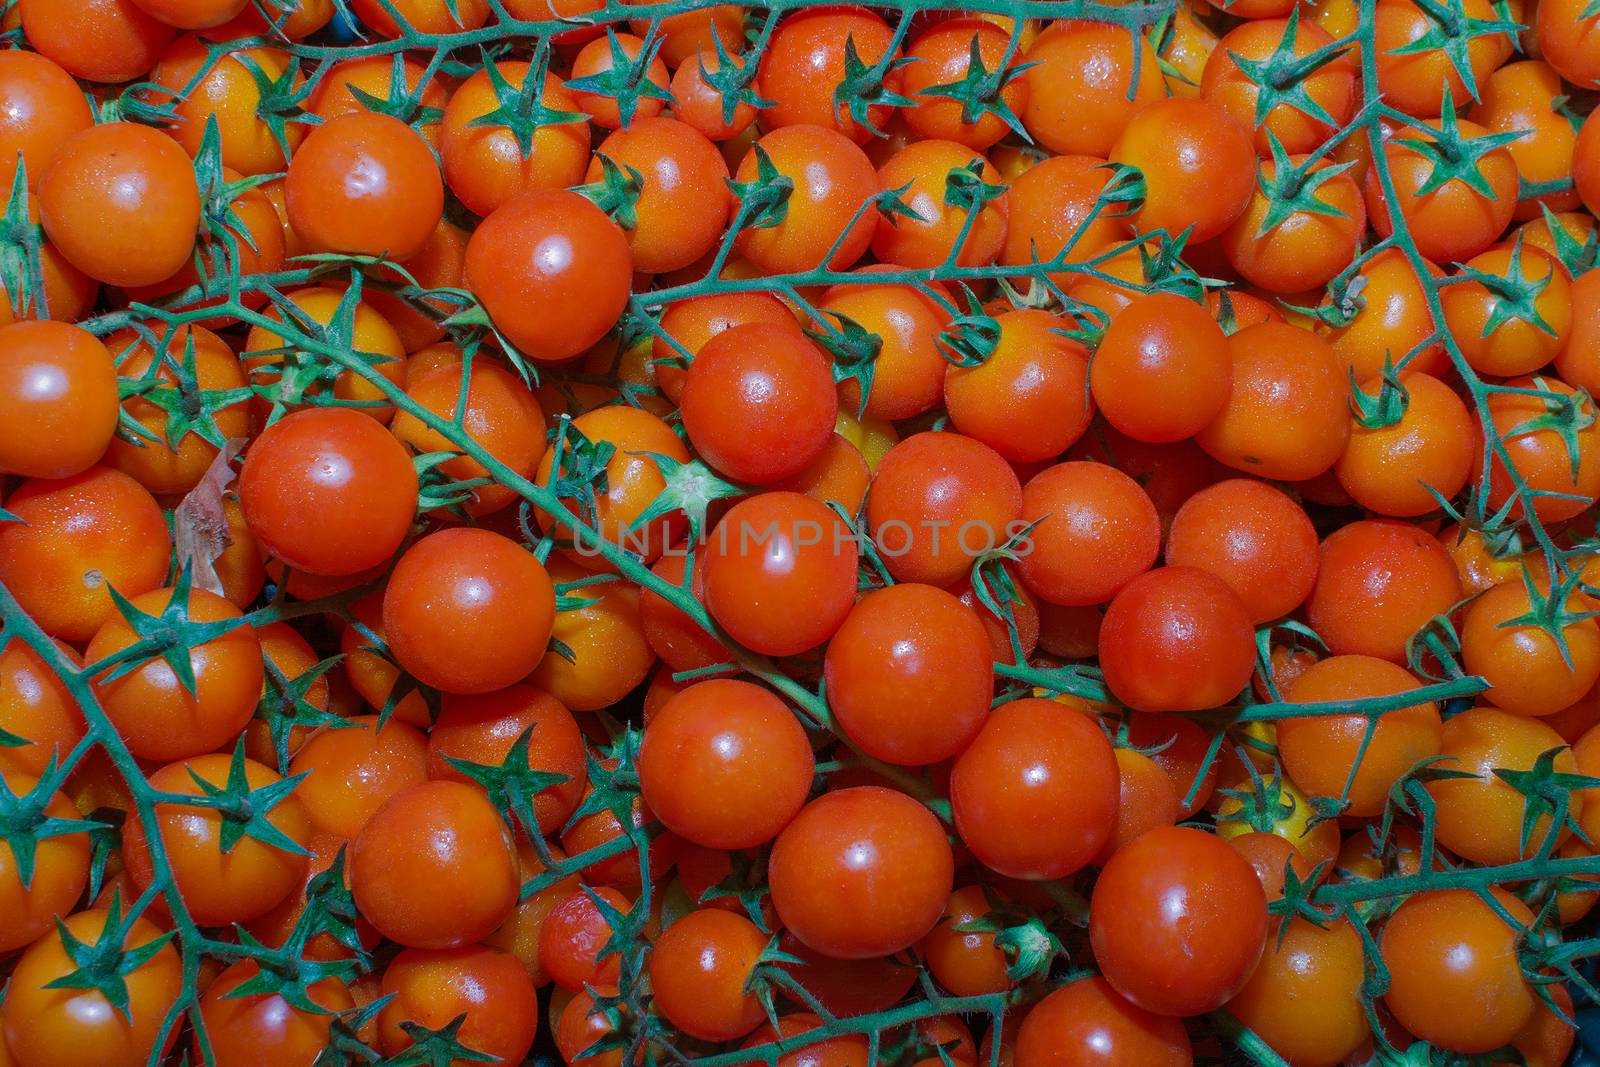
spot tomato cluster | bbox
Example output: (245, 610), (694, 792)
(2, 0), (1600, 1066)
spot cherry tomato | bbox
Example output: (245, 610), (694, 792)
(702, 492), (860, 657)
(0, 50), (93, 189)
(19, 0), (174, 84)
(682, 322), (838, 485)
(1196, 322), (1350, 482)
(1380, 888), (1536, 1053)
(1, 907), (182, 1067)
(826, 583), (993, 766)
(87, 586), (263, 763)
(950, 697), (1118, 879)
(0, 467), (171, 642)
(198, 960), (353, 1067)
(285, 111), (442, 261)
(1015, 460), (1160, 606)
(0, 321), (116, 481)
(1165, 478), (1318, 624)
(377, 945), (538, 1066)
(769, 786), (954, 959)
(123, 753), (312, 926)
(1428, 707), (1577, 865)
(440, 60), (590, 216)
(1020, 21), (1164, 156)
(1226, 918), (1369, 1067)
(639, 678), (814, 849)
(1307, 520), (1463, 664)
(757, 8), (900, 142)
(1016, 975), (1192, 1067)
(1099, 566), (1257, 713)
(1278, 656), (1442, 817)
(1463, 576), (1600, 717)
(1110, 98), (1255, 243)
(465, 189), (633, 363)
(587, 117), (732, 273)
(732, 125), (879, 274)
(351, 779), (519, 949)
(1091, 293), (1231, 444)
(1088, 825), (1268, 1017)
(872, 140), (1007, 268)
(239, 407), (419, 577)
(650, 908), (769, 1041)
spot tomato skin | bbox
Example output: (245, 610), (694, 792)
(466, 189), (633, 364)
(1336, 372), (1476, 518)
(239, 407), (419, 577)
(1226, 918), (1368, 1067)
(703, 492), (860, 657)
(944, 309), (1093, 462)
(105, 324), (250, 495)
(588, 117), (732, 274)
(650, 908), (769, 1041)
(150, 37), (302, 176)
(1110, 98), (1255, 243)
(1307, 520), (1463, 664)
(349, 0), (489, 34)
(1374, 0), (1510, 118)
(1555, 269), (1600, 396)
(1091, 294), (1231, 444)
(198, 960), (353, 1067)
(999, 155), (1132, 282)
(902, 19), (1028, 148)
(1537, 0), (1600, 88)
(919, 885), (1011, 996)
(826, 583), (994, 766)
(390, 357), (547, 518)
(0, 641), (84, 779)
(866, 431), (1022, 586)
(440, 61), (590, 217)
(1463, 578), (1600, 717)
(0, 50), (93, 190)
(1365, 119), (1518, 265)
(1165, 478), (1319, 625)
(1089, 825), (1268, 1018)
(539, 885), (631, 992)
(1015, 461), (1160, 606)
(1380, 888), (1536, 1053)
(733, 125), (880, 274)
(19, 0), (174, 84)
(1481, 376), (1600, 524)
(382, 528), (556, 696)
(757, 8), (899, 143)
(376, 945), (538, 1066)
(427, 683), (587, 835)
(0, 773), (90, 954)
(682, 322), (838, 485)
(286, 111), (442, 261)
(1016, 975), (1192, 1067)
(0, 321), (117, 481)
(351, 779), (520, 949)
(639, 679), (814, 849)
(39, 122), (199, 288)
(1470, 61), (1583, 217)
(310, 55), (448, 149)
(1202, 18), (1355, 156)
(124, 754), (312, 926)
(286, 715), (428, 841)
(1, 907), (183, 1067)
(1099, 566), (1256, 713)
(950, 697), (1118, 880)
(1021, 21), (1164, 156)
(1196, 322), (1350, 482)
(1222, 156), (1366, 294)
(87, 586), (263, 763)
(1279, 656), (1442, 817)
(769, 786), (954, 960)
(872, 140), (1007, 268)
(1429, 707), (1576, 865)
(0, 467), (171, 642)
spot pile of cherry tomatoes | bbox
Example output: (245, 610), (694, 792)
(2, 0), (1600, 1064)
